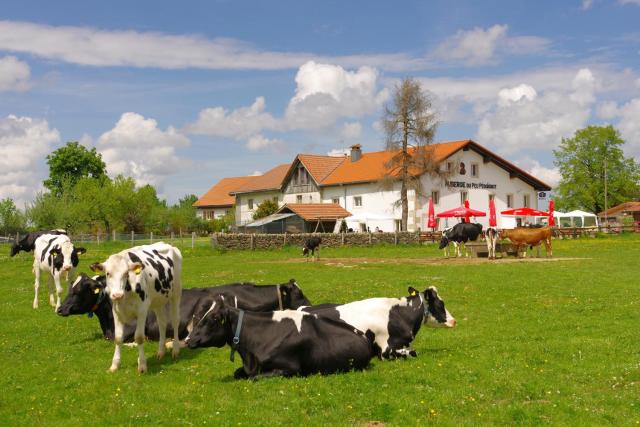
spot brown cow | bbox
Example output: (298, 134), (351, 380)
(499, 227), (553, 258)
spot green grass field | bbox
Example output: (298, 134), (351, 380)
(0, 235), (639, 426)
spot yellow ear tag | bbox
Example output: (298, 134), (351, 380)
(94, 288), (100, 294)
(134, 266), (142, 275)
(410, 291), (417, 296)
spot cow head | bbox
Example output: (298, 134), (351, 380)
(409, 286), (456, 328)
(280, 279), (311, 309)
(186, 295), (231, 349)
(50, 242), (86, 273)
(57, 273), (106, 316)
(10, 243), (20, 257)
(438, 235), (449, 250)
(302, 246), (309, 256)
(90, 253), (142, 301)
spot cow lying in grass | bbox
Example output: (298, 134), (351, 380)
(300, 286), (456, 359)
(57, 275), (310, 345)
(186, 295), (375, 379)
(499, 226), (553, 258)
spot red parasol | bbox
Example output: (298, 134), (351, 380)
(437, 206), (486, 218)
(489, 198), (497, 227)
(501, 207), (549, 216)
(427, 197), (436, 229)
(464, 199), (471, 223)
(548, 199), (555, 226)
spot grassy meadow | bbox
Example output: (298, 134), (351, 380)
(0, 234), (639, 426)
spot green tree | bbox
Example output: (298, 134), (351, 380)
(553, 125), (640, 214)
(0, 198), (26, 234)
(252, 199), (279, 220)
(44, 141), (107, 196)
(382, 78), (440, 231)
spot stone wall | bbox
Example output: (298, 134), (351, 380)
(211, 231), (424, 250)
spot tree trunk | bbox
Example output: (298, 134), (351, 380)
(401, 119), (409, 231)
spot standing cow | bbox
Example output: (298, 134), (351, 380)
(499, 227), (553, 258)
(302, 236), (321, 261)
(300, 286), (456, 359)
(32, 233), (86, 311)
(12, 229), (67, 257)
(90, 242), (182, 373)
(439, 223), (483, 257)
(485, 227), (499, 259)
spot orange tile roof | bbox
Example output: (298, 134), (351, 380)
(232, 164), (290, 194)
(277, 203), (352, 221)
(296, 154), (346, 184)
(321, 140), (469, 186)
(193, 176), (254, 207)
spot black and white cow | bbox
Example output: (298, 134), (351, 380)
(485, 227), (499, 259)
(302, 236), (321, 260)
(186, 295), (375, 379)
(11, 229), (67, 257)
(300, 286), (456, 359)
(439, 223), (483, 257)
(32, 233), (85, 311)
(57, 276), (311, 344)
(90, 242), (182, 373)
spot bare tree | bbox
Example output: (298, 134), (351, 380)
(382, 78), (440, 231)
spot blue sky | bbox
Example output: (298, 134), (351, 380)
(1, 0), (639, 205)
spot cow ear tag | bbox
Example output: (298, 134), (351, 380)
(410, 290), (417, 296)
(134, 266), (142, 275)
(94, 288), (100, 294)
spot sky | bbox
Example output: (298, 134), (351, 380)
(1, 0), (640, 206)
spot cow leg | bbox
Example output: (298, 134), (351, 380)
(546, 238), (553, 257)
(33, 266), (41, 309)
(110, 313), (124, 372)
(250, 369), (291, 380)
(47, 275), (56, 307)
(155, 307), (167, 360)
(53, 273), (64, 311)
(233, 367), (249, 379)
(170, 296), (181, 360)
(316, 246), (320, 261)
(134, 314), (147, 373)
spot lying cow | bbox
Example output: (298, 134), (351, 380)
(485, 227), (498, 259)
(57, 275), (311, 344)
(302, 236), (321, 260)
(300, 286), (456, 359)
(500, 227), (553, 258)
(439, 223), (483, 257)
(32, 233), (85, 311)
(11, 229), (67, 257)
(90, 242), (182, 373)
(187, 295), (375, 379)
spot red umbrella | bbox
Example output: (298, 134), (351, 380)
(548, 199), (555, 226)
(437, 206), (486, 218)
(501, 207), (549, 216)
(427, 197), (436, 229)
(489, 198), (497, 227)
(464, 199), (471, 223)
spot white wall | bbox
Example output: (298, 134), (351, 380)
(236, 191), (282, 225)
(196, 207), (231, 220)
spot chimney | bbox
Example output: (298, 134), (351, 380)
(350, 144), (362, 162)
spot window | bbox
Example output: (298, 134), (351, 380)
(460, 191), (468, 205)
(248, 199), (254, 210)
(431, 191), (440, 205)
(354, 196), (362, 207)
(360, 223), (367, 232)
(296, 195), (302, 203)
(507, 194), (513, 208)
(332, 198), (340, 205)
(471, 163), (479, 177)
(447, 161), (454, 172)
(272, 196), (278, 203)
(523, 194), (530, 208)
(395, 219), (403, 231)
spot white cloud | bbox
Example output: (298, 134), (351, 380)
(612, 98), (640, 157)
(340, 122), (362, 140)
(476, 68), (599, 155)
(582, 0), (594, 10)
(186, 97), (279, 139)
(98, 112), (190, 187)
(497, 84), (537, 106)
(327, 148), (350, 157)
(0, 56), (31, 91)
(596, 101), (619, 119)
(285, 61), (389, 129)
(517, 158), (562, 188)
(0, 115), (60, 204)
(432, 24), (550, 65)
(246, 134), (285, 151)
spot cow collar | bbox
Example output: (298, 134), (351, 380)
(276, 284), (283, 310)
(88, 288), (106, 318)
(229, 309), (245, 362)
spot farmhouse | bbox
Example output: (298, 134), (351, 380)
(195, 139), (551, 232)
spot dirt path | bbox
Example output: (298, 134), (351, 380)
(274, 256), (590, 267)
